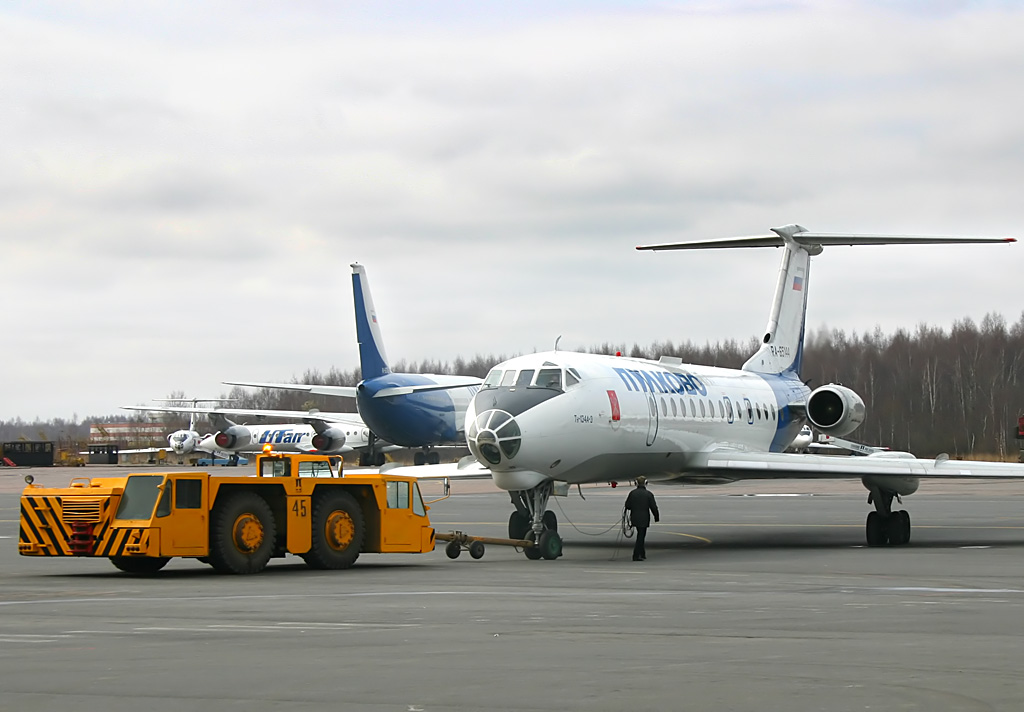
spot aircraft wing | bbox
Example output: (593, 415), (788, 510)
(690, 450), (1024, 481)
(380, 456), (493, 480)
(122, 405), (365, 428)
(223, 381), (359, 398)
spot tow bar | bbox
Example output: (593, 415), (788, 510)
(435, 531), (533, 560)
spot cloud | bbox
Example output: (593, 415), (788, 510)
(1, 1), (1023, 419)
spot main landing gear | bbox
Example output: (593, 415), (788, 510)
(413, 449), (440, 466)
(508, 483), (562, 560)
(865, 486), (911, 547)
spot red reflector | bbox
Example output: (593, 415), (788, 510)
(607, 390), (620, 422)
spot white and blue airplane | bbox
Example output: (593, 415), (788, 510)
(436, 224), (1024, 560)
(121, 404), (384, 460)
(226, 263), (482, 466)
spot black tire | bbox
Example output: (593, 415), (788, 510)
(538, 530), (562, 560)
(445, 541), (462, 559)
(866, 511), (888, 547)
(888, 510), (911, 546)
(414, 451), (425, 466)
(468, 541), (485, 559)
(508, 511), (530, 540)
(542, 510), (557, 533)
(209, 491), (276, 575)
(302, 490), (365, 570)
(428, 451), (440, 465)
(110, 556), (170, 575)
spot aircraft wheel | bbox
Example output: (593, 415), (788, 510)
(302, 490), (365, 570)
(374, 453), (386, 467)
(543, 510), (558, 533)
(508, 511), (530, 540)
(468, 541), (485, 559)
(865, 511), (888, 547)
(538, 530), (562, 560)
(428, 451), (440, 465)
(209, 491), (276, 574)
(414, 451), (425, 466)
(524, 542), (543, 560)
(445, 541), (461, 559)
(110, 556), (169, 575)
(887, 510), (911, 546)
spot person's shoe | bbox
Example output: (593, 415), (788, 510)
(632, 556), (641, 561)
(640, 557), (646, 560)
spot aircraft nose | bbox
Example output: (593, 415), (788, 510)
(466, 409), (521, 467)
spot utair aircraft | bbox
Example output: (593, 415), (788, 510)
(447, 224), (1024, 561)
(226, 263), (482, 466)
(121, 403), (387, 460)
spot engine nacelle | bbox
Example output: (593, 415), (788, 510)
(214, 425), (252, 450)
(310, 427), (347, 453)
(806, 384), (865, 437)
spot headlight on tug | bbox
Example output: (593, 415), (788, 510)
(467, 410), (521, 466)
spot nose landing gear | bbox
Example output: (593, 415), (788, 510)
(509, 483), (562, 560)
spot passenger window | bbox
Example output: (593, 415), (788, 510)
(660, 398), (667, 417)
(535, 368), (562, 390)
(515, 369), (535, 387)
(483, 370), (502, 388)
(175, 479), (202, 509)
(386, 481), (410, 509)
(727, 400), (733, 419)
(500, 370), (517, 387)
(671, 399), (677, 417)
(699, 401), (706, 418)
(689, 401), (696, 418)
(770, 405), (776, 420)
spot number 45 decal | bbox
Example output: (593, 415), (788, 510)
(291, 500), (308, 517)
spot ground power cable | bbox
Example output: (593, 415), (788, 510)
(552, 496), (635, 561)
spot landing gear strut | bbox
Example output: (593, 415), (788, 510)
(865, 487), (911, 547)
(509, 484), (561, 560)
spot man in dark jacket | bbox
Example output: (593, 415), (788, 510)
(624, 476), (659, 561)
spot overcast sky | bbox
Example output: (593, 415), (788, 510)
(3, 1), (1024, 421)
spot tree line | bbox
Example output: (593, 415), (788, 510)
(5, 312), (1024, 458)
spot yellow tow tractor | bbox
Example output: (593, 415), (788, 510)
(18, 451), (436, 575)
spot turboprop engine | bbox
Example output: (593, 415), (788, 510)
(806, 384), (865, 437)
(214, 425), (252, 450)
(310, 427), (347, 453)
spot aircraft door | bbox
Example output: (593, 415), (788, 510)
(646, 394), (659, 446)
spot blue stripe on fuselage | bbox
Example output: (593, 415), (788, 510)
(760, 373), (811, 452)
(357, 374), (458, 447)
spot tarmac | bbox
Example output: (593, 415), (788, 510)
(3, 464), (1024, 711)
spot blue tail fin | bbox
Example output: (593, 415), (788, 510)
(351, 263), (391, 379)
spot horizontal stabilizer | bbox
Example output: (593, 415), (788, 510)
(223, 381), (358, 399)
(637, 225), (1016, 252)
(373, 380), (484, 399)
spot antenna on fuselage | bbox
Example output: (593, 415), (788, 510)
(554, 335), (562, 351)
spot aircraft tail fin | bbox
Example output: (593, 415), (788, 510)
(351, 263), (391, 380)
(638, 224), (1016, 377)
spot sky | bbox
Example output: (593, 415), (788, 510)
(3, 0), (1024, 421)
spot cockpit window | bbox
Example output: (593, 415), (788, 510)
(483, 370), (502, 388)
(500, 370), (516, 387)
(565, 371), (580, 388)
(534, 368), (562, 390)
(515, 369), (535, 387)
